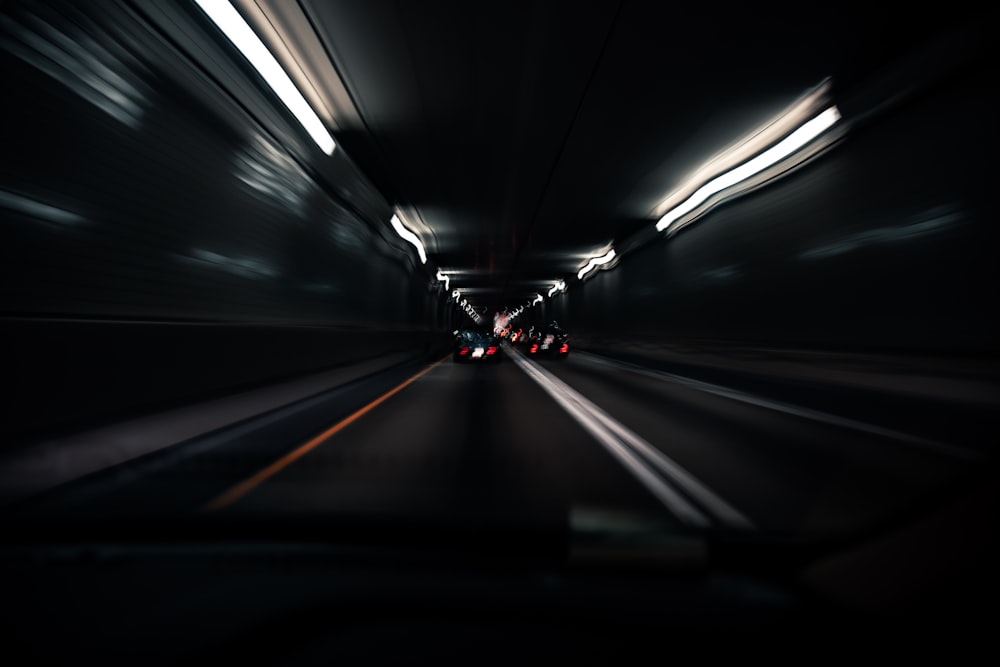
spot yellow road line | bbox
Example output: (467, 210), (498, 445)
(202, 354), (451, 512)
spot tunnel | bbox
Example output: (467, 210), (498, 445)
(1, 1), (997, 664)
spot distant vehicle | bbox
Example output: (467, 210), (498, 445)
(522, 323), (545, 348)
(453, 328), (503, 363)
(526, 321), (569, 359)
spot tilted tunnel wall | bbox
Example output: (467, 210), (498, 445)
(2, 0), (997, 447)
(1, 0), (451, 444)
(552, 28), (998, 359)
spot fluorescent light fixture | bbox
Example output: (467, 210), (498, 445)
(655, 106), (840, 234)
(194, 0), (336, 155)
(390, 213), (427, 264)
(577, 249), (616, 280)
(547, 279), (566, 297)
(451, 289), (461, 299)
(531, 294), (543, 306)
(436, 270), (449, 290)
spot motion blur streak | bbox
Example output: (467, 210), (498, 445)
(798, 204), (961, 260)
(578, 351), (983, 462)
(509, 348), (753, 530)
(235, 132), (313, 215)
(0, 189), (85, 227)
(0, 4), (151, 128)
(202, 354), (451, 511)
(179, 248), (280, 280)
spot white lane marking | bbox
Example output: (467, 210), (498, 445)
(579, 404), (756, 529)
(577, 351), (983, 462)
(510, 348), (754, 530)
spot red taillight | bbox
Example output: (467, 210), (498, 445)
(486, 346), (497, 355)
(529, 344), (538, 353)
(459, 347), (469, 356)
(560, 343), (569, 353)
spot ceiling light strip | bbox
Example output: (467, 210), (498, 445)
(194, 0), (336, 155)
(577, 248), (616, 280)
(655, 106), (840, 234)
(390, 214), (427, 264)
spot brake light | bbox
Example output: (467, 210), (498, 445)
(459, 347), (469, 356)
(486, 346), (497, 355)
(529, 344), (538, 354)
(560, 343), (569, 353)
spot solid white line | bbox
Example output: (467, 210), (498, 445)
(577, 351), (982, 462)
(510, 349), (754, 530)
(580, 405), (756, 529)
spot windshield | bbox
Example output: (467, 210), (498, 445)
(1, 0), (996, 662)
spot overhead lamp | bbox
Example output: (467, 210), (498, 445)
(436, 270), (449, 290)
(655, 105), (840, 235)
(193, 0), (336, 155)
(548, 279), (566, 297)
(390, 213), (427, 264)
(577, 249), (616, 280)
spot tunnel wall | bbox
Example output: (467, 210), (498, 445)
(554, 45), (998, 358)
(0, 1), (449, 444)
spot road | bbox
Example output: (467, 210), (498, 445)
(17, 342), (982, 545)
(2, 341), (996, 665)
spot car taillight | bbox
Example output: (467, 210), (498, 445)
(486, 346), (497, 355)
(459, 347), (469, 356)
(529, 344), (538, 353)
(560, 343), (569, 353)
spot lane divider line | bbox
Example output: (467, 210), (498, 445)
(509, 347), (754, 530)
(202, 354), (451, 512)
(577, 397), (757, 530)
(577, 350), (982, 462)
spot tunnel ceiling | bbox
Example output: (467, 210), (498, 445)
(244, 0), (978, 314)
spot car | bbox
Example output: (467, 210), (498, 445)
(453, 327), (504, 362)
(519, 323), (546, 350)
(525, 321), (569, 359)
